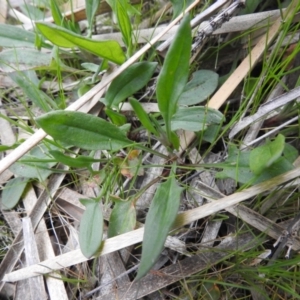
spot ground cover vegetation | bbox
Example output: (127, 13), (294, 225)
(0, 0), (300, 299)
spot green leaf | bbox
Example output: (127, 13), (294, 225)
(79, 199), (103, 258)
(0, 24), (36, 48)
(36, 22), (126, 64)
(255, 156), (294, 184)
(86, 0), (101, 32)
(9, 71), (57, 112)
(171, 107), (224, 131)
(178, 70), (219, 105)
(203, 124), (222, 143)
(19, 4), (45, 21)
(156, 14), (191, 146)
(10, 144), (57, 181)
(249, 134), (285, 175)
(0, 144), (18, 152)
(108, 199), (136, 237)
(2, 177), (29, 210)
(50, 0), (64, 26)
(49, 150), (103, 168)
(36, 110), (132, 151)
(105, 108), (127, 126)
(105, 62), (157, 107)
(170, 0), (194, 19)
(0, 49), (51, 73)
(116, 0), (132, 49)
(215, 144), (253, 184)
(282, 143), (298, 163)
(129, 99), (158, 135)
(136, 165), (183, 280)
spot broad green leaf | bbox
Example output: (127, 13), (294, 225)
(0, 24), (36, 48)
(86, 0), (101, 32)
(10, 144), (57, 181)
(79, 199), (103, 258)
(116, 0), (132, 50)
(255, 156), (294, 184)
(203, 124), (222, 143)
(216, 144), (253, 184)
(136, 165), (183, 280)
(156, 14), (191, 146)
(2, 177), (29, 210)
(129, 99), (158, 135)
(108, 199), (136, 237)
(36, 22), (126, 64)
(36, 110), (132, 151)
(170, 0), (194, 19)
(282, 143), (298, 163)
(249, 134), (285, 175)
(178, 70), (219, 105)
(216, 142), (295, 185)
(0, 49), (51, 73)
(105, 108), (127, 126)
(105, 62), (157, 107)
(171, 107), (224, 131)
(9, 71), (57, 112)
(49, 150), (103, 168)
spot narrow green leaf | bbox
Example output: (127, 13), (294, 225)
(79, 199), (103, 258)
(136, 165), (183, 280)
(108, 199), (136, 237)
(156, 14), (191, 146)
(249, 134), (285, 175)
(129, 99), (158, 135)
(0, 144), (18, 152)
(170, 0), (194, 19)
(2, 177), (29, 210)
(49, 150), (103, 168)
(86, 0), (101, 32)
(171, 107), (224, 131)
(36, 22), (126, 64)
(105, 62), (157, 107)
(50, 0), (64, 26)
(105, 108), (127, 126)
(0, 24), (36, 48)
(178, 70), (219, 105)
(116, 0), (132, 49)
(36, 110), (132, 151)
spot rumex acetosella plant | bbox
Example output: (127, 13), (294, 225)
(1, 5), (223, 280)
